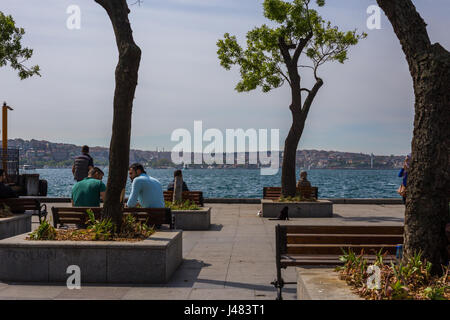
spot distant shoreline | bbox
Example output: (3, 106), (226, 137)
(30, 167), (402, 171)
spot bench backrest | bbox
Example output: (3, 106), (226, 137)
(123, 207), (173, 228)
(0, 198), (40, 213)
(163, 191), (204, 206)
(51, 207), (174, 229)
(263, 187), (318, 200)
(276, 224), (404, 256)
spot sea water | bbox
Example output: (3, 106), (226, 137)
(35, 168), (403, 199)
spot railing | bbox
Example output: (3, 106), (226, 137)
(0, 148), (20, 184)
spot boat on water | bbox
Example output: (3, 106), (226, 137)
(22, 164), (36, 171)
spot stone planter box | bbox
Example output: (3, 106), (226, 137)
(0, 213), (32, 240)
(172, 207), (211, 230)
(0, 230), (182, 284)
(261, 199), (333, 218)
(297, 267), (363, 300)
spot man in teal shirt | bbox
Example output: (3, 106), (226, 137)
(126, 163), (164, 208)
(72, 167), (106, 207)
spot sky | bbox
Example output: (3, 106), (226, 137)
(0, 0), (449, 156)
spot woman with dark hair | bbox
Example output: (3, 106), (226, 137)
(167, 170), (189, 191)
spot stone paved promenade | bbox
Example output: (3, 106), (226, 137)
(0, 203), (404, 300)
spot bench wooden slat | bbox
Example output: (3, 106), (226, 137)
(286, 244), (398, 255)
(284, 225), (404, 235)
(163, 191), (204, 206)
(52, 207), (174, 229)
(263, 186), (318, 200)
(280, 254), (397, 267)
(287, 234), (403, 245)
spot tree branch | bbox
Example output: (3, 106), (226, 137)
(302, 78), (323, 117)
(278, 37), (292, 66)
(293, 32), (313, 64)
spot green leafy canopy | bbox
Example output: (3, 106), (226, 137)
(217, 0), (366, 93)
(0, 11), (40, 80)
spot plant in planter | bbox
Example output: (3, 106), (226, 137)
(0, 204), (13, 218)
(335, 249), (449, 300)
(27, 209), (155, 242)
(28, 220), (56, 240)
(278, 195), (317, 202)
(165, 200), (200, 211)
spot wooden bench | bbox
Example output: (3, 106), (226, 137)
(51, 207), (174, 229)
(263, 186), (318, 200)
(163, 191), (204, 207)
(272, 224), (404, 300)
(0, 198), (47, 222)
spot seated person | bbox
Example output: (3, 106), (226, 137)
(167, 170), (189, 191)
(127, 163), (164, 208)
(0, 169), (17, 199)
(296, 171), (311, 188)
(72, 167), (106, 207)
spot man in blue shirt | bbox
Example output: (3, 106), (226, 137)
(126, 163), (165, 208)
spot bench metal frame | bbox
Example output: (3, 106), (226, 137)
(0, 198), (47, 223)
(271, 224), (404, 300)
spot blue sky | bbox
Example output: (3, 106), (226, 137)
(1, 0), (449, 155)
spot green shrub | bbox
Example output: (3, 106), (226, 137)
(119, 214), (155, 239)
(336, 249), (449, 300)
(165, 200), (200, 210)
(86, 209), (115, 241)
(29, 220), (56, 240)
(278, 195), (317, 202)
(0, 204), (13, 218)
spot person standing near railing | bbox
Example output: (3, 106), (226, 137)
(72, 145), (94, 182)
(397, 154), (410, 204)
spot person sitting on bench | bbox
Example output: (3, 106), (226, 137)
(167, 170), (189, 191)
(0, 169), (17, 199)
(127, 163), (164, 208)
(71, 167), (106, 207)
(296, 171), (311, 188)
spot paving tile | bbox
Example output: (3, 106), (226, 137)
(188, 288), (255, 300)
(122, 287), (192, 300)
(0, 285), (66, 299)
(55, 286), (131, 300)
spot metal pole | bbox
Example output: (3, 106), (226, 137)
(2, 102), (13, 179)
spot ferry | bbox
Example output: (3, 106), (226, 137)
(22, 164), (36, 171)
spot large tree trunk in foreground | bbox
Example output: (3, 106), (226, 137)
(95, 0), (142, 228)
(377, 0), (450, 273)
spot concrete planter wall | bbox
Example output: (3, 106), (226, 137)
(0, 230), (182, 284)
(297, 267), (363, 300)
(172, 207), (211, 230)
(0, 213), (32, 240)
(261, 200), (333, 218)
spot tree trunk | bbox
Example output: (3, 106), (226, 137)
(173, 175), (183, 203)
(281, 78), (323, 197)
(95, 0), (142, 228)
(377, 0), (450, 273)
(281, 110), (305, 197)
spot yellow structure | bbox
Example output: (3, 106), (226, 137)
(2, 102), (13, 175)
